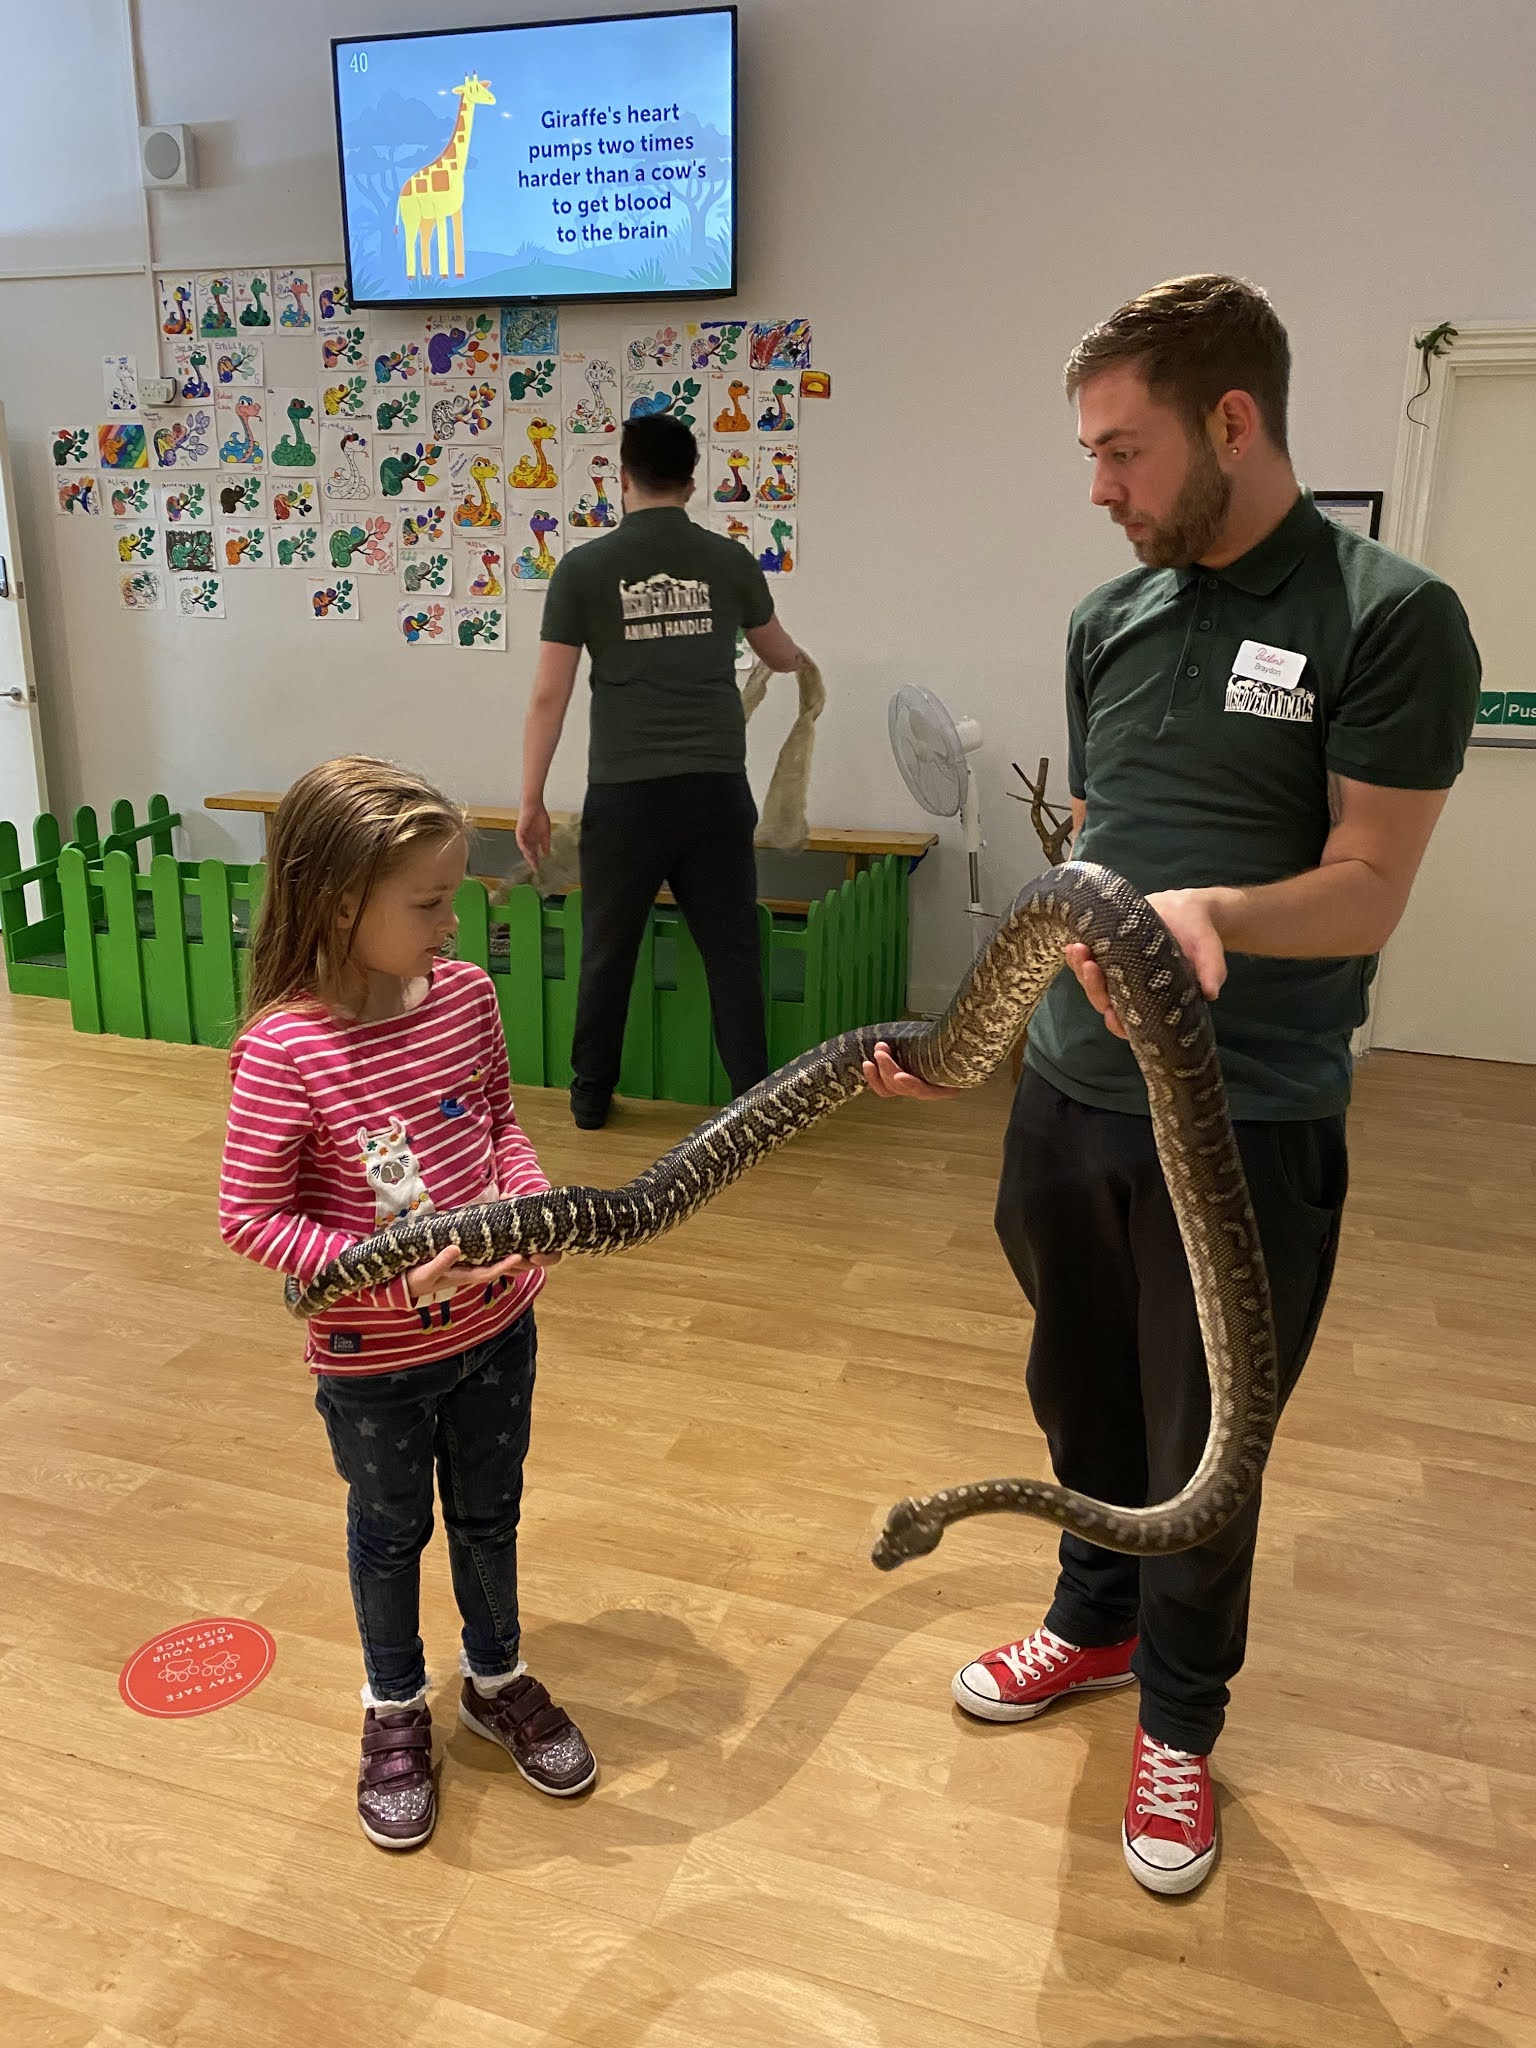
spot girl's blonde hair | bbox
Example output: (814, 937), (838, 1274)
(245, 755), (467, 1026)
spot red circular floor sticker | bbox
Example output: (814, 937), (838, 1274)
(119, 1618), (277, 1719)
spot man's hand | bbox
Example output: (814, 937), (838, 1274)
(1066, 887), (1232, 1039)
(515, 800), (552, 869)
(407, 1243), (562, 1303)
(861, 1041), (962, 1101)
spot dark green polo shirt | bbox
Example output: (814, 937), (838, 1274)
(1027, 490), (1480, 1121)
(540, 507), (775, 785)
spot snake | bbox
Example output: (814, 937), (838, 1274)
(286, 862), (1277, 1563)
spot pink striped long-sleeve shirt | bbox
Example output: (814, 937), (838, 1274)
(219, 960), (549, 1376)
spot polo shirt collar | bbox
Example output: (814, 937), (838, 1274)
(1175, 488), (1326, 596)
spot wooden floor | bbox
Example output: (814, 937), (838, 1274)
(2, 985), (1533, 2048)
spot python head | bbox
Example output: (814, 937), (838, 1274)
(870, 1494), (948, 1571)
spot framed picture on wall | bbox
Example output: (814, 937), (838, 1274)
(1314, 490), (1383, 538)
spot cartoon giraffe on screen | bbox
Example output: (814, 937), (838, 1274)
(396, 75), (496, 281)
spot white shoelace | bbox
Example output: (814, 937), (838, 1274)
(996, 1628), (1075, 1686)
(1134, 1735), (1202, 1821)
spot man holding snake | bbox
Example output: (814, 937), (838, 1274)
(866, 275), (1480, 1893)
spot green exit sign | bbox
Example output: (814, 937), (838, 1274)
(1477, 691), (1506, 724)
(1508, 693), (1536, 727)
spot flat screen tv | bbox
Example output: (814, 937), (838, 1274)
(331, 6), (737, 310)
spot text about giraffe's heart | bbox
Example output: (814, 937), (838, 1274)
(523, 100), (716, 245)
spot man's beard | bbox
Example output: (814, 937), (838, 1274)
(1118, 433), (1232, 569)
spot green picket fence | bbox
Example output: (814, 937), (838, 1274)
(9, 811), (910, 1100)
(0, 796), (180, 999)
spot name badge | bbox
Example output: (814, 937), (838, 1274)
(1232, 639), (1307, 691)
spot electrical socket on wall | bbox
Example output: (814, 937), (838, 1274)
(140, 377), (177, 406)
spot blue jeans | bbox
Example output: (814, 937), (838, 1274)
(313, 1310), (537, 1702)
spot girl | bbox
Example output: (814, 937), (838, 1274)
(219, 756), (596, 1850)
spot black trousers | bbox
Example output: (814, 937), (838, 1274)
(995, 1067), (1348, 1754)
(572, 771), (769, 1102)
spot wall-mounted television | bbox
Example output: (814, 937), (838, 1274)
(331, 6), (737, 310)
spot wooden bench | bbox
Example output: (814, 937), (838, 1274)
(203, 794), (938, 913)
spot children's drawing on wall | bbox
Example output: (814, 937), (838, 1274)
(271, 478), (317, 523)
(430, 380), (501, 443)
(506, 355), (558, 405)
(274, 267), (313, 329)
(119, 568), (165, 611)
(147, 407), (213, 468)
(754, 373), (797, 437)
(196, 274), (237, 339)
(397, 75), (498, 284)
(425, 309), (499, 379)
(158, 275), (195, 337)
(400, 504), (449, 549)
(709, 373), (752, 437)
(502, 306), (558, 359)
(160, 482), (208, 525)
(321, 427), (371, 501)
(624, 371), (701, 429)
(756, 442), (798, 504)
(268, 393), (319, 470)
(215, 341), (264, 388)
(750, 318), (812, 371)
(217, 476), (264, 518)
(275, 525), (320, 568)
(450, 447), (505, 529)
(398, 600), (449, 645)
(327, 513), (396, 575)
(165, 526), (215, 573)
(623, 323), (684, 375)
(373, 342), (421, 385)
(378, 437), (445, 498)
(175, 572), (224, 617)
(505, 411), (557, 490)
(51, 427), (92, 469)
(399, 550), (451, 595)
(108, 476), (153, 520)
(216, 392), (265, 467)
(220, 521), (270, 569)
(689, 319), (747, 371)
(560, 354), (619, 437)
(56, 477), (99, 515)
(566, 448), (619, 531)
(711, 508), (752, 550)
(170, 341), (214, 402)
(755, 507), (795, 574)
(315, 270), (353, 328)
(321, 326), (368, 372)
(113, 521), (159, 565)
(454, 602), (507, 647)
(709, 443), (753, 504)
(375, 387), (422, 433)
(233, 269), (273, 329)
(102, 354), (139, 414)
(308, 576), (358, 620)
(510, 505), (561, 583)
(322, 374), (370, 420)
(97, 423), (148, 470)
(460, 543), (503, 597)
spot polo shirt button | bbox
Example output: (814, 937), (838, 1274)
(1185, 665), (1200, 678)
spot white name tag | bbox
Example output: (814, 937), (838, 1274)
(1232, 639), (1307, 691)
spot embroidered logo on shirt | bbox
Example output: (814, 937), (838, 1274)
(1224, 676), (1317, 724)
(329, 1332), (363, 1355)
(619, 571), (714, 643)
(357, 1115), (437, 1229)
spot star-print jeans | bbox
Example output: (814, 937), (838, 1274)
(313, 1310), (537, 1702)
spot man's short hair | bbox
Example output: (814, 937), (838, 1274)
(1064, 274), (1291, 455)
(620, 413), (698, 492)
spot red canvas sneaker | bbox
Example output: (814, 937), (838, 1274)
(1122, 1720), (1217, 1895)
(952, 1626), (1137, 1723)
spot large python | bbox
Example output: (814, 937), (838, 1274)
(287, 863), (1277, 1562)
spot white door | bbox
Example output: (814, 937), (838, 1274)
(1368, 357), (1536, 1065)
(0, 400), (47, 825)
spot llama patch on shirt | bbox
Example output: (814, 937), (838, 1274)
(357, 1116), (436, 1229)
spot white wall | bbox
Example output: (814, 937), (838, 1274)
(3, 0), (1535, 1008)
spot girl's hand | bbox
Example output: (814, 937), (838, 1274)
(406, 1244), (563, 1302)
(861, 1041), (961, 1101)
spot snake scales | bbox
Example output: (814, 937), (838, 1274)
(287, 862), (1277, 1563)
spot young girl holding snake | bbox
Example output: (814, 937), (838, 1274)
(218, 755), (596, 1850)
